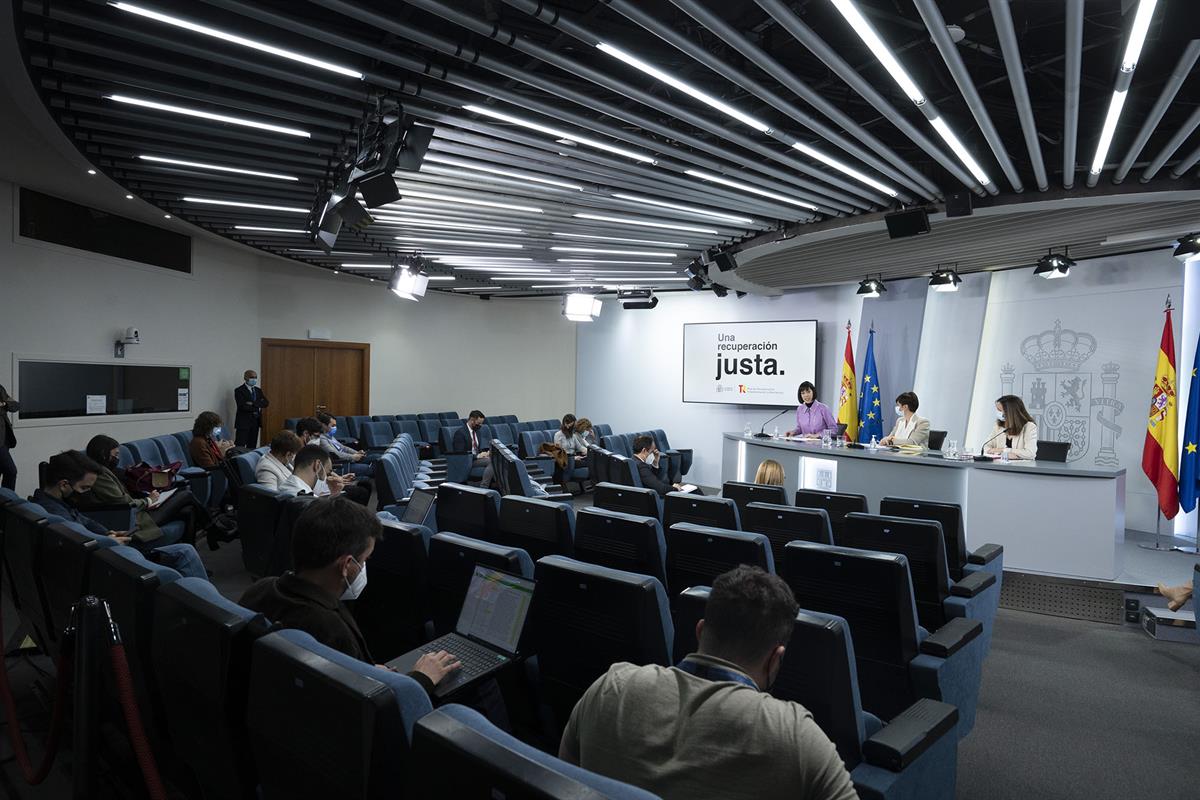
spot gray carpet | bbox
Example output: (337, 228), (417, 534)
(958, 608), (1199, 799)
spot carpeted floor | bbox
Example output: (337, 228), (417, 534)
(957, 607), (1199, 799)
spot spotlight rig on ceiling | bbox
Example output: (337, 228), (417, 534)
(312, 96), (435, 251)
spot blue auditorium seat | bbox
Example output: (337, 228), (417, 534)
(411, 705), (662, 799)
(488, 422), (516, 446)
(722, 480), (789, 519)
(435, 482), (501, 540)
(607, 454), (643, 488)
(372, 414), (396, 423)
(427, 532), (534, 636)
(530, 556), (673, 733)
(3, 503), (60, 654)
(879, 497), (1004, 588)
(673, 588), (959, 800)
(352, 517), (432, 661)
(359, 421), (396, 452)
(418, 412), (442, 421)
(518, 429), (555, 460)
(665, 523), (773, 599)
(650, 428), (693, 477)
(574, 507), (667, 586)
(39, 520), (119, 649)
(229, 449), (264, 489)
(496, 496), (575, 561)
(247, 629), (433, 799)
(152, 577), (266, 800)
(125, 437), (164, 464)
(743, 502), (834, 564)
(237, 483), (286, 577)
(602, 433), (633, 457)
(663, 492), (740, 532)
(839, 513), (999, 658)
(795, 488), (869, 538)
(593, 481), (662, 520)
(593, 423), (613, 439)
(780, 542), (984, 740)
(395, 413), (419, 421)
(345, 415), (372, 442)
(133, 435), (212, 505)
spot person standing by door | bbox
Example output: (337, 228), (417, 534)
(234, 370), (270, 448)
(0, 383), (18, 491)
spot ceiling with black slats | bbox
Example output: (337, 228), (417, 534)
(13, 0), (1199, 297)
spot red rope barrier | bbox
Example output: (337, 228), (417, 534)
(108, 642), (167, 800)
(0, 615), (71, 784)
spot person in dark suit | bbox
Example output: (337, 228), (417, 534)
(240, 496), (460, 695)
(233, 370), (269, 448)
(451, 410), (496, 489)
(0, 383), (18, 491)
(631, 434), (699, 496)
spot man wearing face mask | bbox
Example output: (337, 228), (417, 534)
(278, 445), (341, 498)
(295, 418), (371, 505)
(560, 566), (856, 800)
(631, 435), (696, 496)
(240, 496), (461, 695)
(233, 370), (270, 449)
(451, 410), (497, 489)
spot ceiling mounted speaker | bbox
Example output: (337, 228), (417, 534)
(945, 191), (973, 218)
(884, 208), (931, 239)
(712, 251), (737, 272)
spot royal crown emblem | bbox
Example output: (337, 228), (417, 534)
(1021, 320), (1098, 372)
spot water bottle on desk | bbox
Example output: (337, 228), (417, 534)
(868, 435), (878, 451)
(773, 425), (779, 439)
(821, 428), (832, 448)
(743, 421), (752, 437)
(945, 439), (958, 458)
(1000, 447), (1010, 464)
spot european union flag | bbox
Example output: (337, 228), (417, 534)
(858, 327), (884, 443)
(1179, 334), (1200, 512)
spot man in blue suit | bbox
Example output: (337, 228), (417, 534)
(233, 370), (269, 448)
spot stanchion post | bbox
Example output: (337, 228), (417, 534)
(71, 596), (104, 800)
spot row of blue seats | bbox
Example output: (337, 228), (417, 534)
(426, 482), (986, 740)
(0, 490), (656, 799)
(337, 501), (969, 800)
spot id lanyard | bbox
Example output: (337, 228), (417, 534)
(675, 658), (758, 690)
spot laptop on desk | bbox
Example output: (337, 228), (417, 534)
(387, 566), (534, 699)
(400, 487), (436, 527)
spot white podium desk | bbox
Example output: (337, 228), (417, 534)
(721, 433), (1127, 581)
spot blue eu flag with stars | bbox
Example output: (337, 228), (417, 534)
(858, 328), (884, 443)
(1179, 334), (1200, 512)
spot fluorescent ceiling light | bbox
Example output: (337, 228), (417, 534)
(397, 189), (543, 214)
(340, 264), (393, 269)
(573, 213), (718, 234)
(559, 260), (676, 266)
(426, 276), (456, 281)
(551, 232), (689, 247)
(235, 225), (307, 233)
(683, 169), (818, 211)
(393, 236), (522, 248)
(139, 154), (297, 180)
(369, 216), (522, 234)
(464, 104), (656, 164)
(432, 256), (532, 262)
(567, 269), (679, 274)
(550, 247), (676, 257)
(454, 266), (550, 273)
(1121, 0), (1159, 71)
(491, 276), (578, 282)
(790, 143), (897, 197)
(423, 154), (584, 190)
(1089, 90), (1128, 175)
(596, 42), (773, 134)
(611, 193), (755, 225)
(288, 249), (377, 255)
(928, 116), (990, 185)
(107, 95), (310, 137)
(183, 196), (307, 212)
(829, 0), (925, 104)
(532, 283), (600, 289)
(109, 2), (363, 78)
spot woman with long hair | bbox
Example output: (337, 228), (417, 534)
(987, 395), (1039, 460)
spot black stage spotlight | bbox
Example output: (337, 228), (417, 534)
(929, 266), (962, 292)
(857, 276), (887, 297)
(1174, 233), (1200, 262)
(1034, 249), (1074, 280)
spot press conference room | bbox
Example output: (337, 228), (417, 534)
(1, 1), (1198, 798)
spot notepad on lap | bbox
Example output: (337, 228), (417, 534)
(147, 488), (177, 509)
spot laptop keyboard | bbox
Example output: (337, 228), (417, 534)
(420, 635), (509, 680)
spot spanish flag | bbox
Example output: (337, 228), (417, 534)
(1142, 306), (1179, 519)
(837, 321), (859, 441)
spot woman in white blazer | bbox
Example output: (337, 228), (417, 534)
(986, 395), (1039, 460)
(880, 391), (931, 447)
(254, 430), (302, 490)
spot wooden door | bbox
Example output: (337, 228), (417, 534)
(260, 339), (370, 438)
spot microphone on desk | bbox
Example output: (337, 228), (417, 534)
(977, 429), (1007, 459)
(754, 408), (790, 439)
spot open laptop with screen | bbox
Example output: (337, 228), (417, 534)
(387, 566), (534, 698)
(401, 487), (436, 527)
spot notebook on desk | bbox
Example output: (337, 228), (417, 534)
(387, 566), (534, 698)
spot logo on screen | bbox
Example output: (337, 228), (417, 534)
(738, 384), (748, 394)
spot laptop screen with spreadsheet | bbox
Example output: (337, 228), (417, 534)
(455, 566), (535, 654)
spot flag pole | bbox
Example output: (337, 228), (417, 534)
(1140, 509), (1166, 551)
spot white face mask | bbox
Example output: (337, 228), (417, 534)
(894, 405), (903, 416)
(341, 556), (367, 600)
(996, 410), (1006, 422)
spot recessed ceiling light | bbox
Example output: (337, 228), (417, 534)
(139, 154), (298, 181)
(163, 214), (172, 218)
(125, 194), (134, 199)
(87, 169), (97, 175)
(464, 103), (657, 164)
(573, 213), (719, 234)
(109, 2), (364, 78)
(183, 197), (307, 212)
(108, 95), (310, 137)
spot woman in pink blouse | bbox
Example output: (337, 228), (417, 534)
(785, 381), (838, 436)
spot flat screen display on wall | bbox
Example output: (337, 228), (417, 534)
(16, 361), (191, 420)
(683, 320), (817, 407)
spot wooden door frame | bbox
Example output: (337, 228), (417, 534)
(260, 338), (371, 415)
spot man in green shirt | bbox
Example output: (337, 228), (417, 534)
(559, 566), (857, 800)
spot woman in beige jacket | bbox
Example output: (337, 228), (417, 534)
(986, 395), (1039, 460)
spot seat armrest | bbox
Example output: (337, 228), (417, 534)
(544, 492), (573, 502)
(862, 698), (959, 772)
(950, 569), (996, 598)
(919, 617), (982, 658)
(179, 466), (207, 479)
(82, 504), (137, 532)
(968, 542), (1003, 565)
